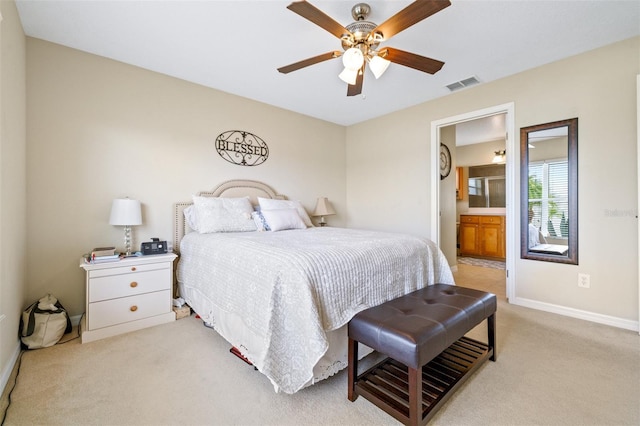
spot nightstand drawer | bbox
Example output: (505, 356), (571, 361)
(89, 268), (171, 303)
(88, 290), (171, 330)
(88, 261), (170, 279)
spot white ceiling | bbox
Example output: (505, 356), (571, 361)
(15, 0), (640, 127)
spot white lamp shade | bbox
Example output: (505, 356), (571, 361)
(338, 68), (358, 85)
(369, 55), (391, 79)
(342, 47), (364, 70)
(313, 197), (336, 217)
(109, 198), (142, 226)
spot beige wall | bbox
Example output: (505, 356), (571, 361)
(347, 36), (639, 325)
(0, 0), (27, 391)
(26, 38), (346, 317)
(439, 126), (457, 265)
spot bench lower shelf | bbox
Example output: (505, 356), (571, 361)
(354, 337), (492, 425)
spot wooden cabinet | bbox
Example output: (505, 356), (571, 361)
(80, 253), (177, 343)
(459, 215), (479, 254)
(459, 215), (505, 259)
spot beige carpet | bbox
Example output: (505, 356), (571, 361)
(2, 297), (638, 426)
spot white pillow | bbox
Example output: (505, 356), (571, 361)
(192, 196), (257, 233)
(261, 208), (307, 232)
(258, 197), (313, 227)
(183, 205), (199, 232)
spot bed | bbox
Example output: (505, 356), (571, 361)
(174, 179), (454, 394)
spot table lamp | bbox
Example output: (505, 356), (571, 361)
(109, 198), (142, 256)
(312, 197), (336, 227)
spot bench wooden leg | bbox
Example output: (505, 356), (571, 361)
(408, 366), (422, 426)
(488, 312), (497, 361)
(348, 337), (358, 401)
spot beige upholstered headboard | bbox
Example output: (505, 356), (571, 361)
(173, 179), (286, 254)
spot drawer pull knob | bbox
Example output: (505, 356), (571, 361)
(131, 267), (137, 272)
(130, 282), (138, 288)
(130, 305), (138, 312)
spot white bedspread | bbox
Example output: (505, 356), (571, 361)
(176, 227), (453, 393)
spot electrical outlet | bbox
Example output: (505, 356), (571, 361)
(578, 273), (590, 288)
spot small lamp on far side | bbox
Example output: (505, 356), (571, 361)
(312, 197), (336, 227)
(109, 198), (142, 256)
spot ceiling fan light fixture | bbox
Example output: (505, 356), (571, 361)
(342, 47), (364, 70)
(338, 67), (358, 85)
(369, 55), (391, 79)
(279, 1), (451, 97)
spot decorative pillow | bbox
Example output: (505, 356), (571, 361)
(258, 197), (313, 227)
(251, 210), (271, 232)
(261, 208), (307, 232)
(192, 196), (257, 233)
(183, 205), (199, 232)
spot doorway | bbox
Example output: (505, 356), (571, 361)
(430, 103), (516, 300)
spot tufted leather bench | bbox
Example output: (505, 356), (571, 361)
(347, 284), (497, 426)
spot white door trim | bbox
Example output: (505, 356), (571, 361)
(430, 102), (516, 299)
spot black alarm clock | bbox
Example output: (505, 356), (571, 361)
(141, 238), (168, 255)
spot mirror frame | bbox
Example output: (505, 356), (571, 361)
(520, 117), (578, 264)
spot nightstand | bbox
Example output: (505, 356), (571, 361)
(79, 253), (177, 343)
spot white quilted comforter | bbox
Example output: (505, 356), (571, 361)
(176, 227), (453, 393)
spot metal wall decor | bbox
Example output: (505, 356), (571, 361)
(215, 130), (269, 166)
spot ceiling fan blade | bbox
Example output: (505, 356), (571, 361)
(347, 67), (364, 96)
(286, 1), (351, 39)
(373, 0), (451, 41)
(277, 51), (342, 74)
(381, 47), (444, 74)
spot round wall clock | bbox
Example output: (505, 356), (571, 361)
(440, 143), (452, 180)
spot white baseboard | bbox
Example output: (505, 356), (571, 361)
(510, 296), (639, 332)
(1, 341), (22, 396)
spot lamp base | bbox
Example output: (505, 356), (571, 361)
(123, 225), (133, 256)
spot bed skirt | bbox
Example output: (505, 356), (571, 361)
(178, 281), (374, 392)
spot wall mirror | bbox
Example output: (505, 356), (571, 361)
(520, 118), (578, 264)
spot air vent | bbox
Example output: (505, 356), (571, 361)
(446, 76), (480, 92)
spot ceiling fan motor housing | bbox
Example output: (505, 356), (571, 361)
(342, 20), (379, 51)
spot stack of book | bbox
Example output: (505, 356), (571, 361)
(85, 246), (122, 264)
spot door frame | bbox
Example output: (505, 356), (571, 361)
(430, 102), (516, 299)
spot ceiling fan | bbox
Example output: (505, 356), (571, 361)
(277, 0), (451, 96)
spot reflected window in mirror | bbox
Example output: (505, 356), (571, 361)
(520, 118), (578, 264)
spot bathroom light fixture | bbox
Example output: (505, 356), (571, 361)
(492, 150), (506, 164)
